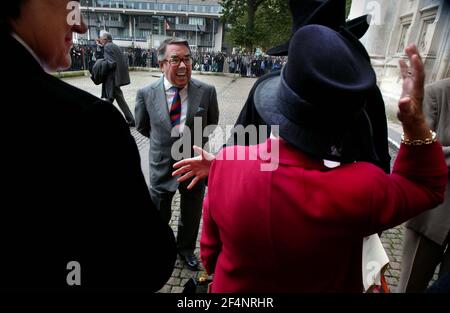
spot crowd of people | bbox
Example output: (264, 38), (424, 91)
(1, 0), (448, 295)
(67, 44), (286, 79)
(67, 44), (156, 71)
(191, 52), (287, 77)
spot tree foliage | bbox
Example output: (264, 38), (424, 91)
(221, 0), (353, 51)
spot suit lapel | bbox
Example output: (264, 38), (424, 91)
(185, 80), (202, 130)
(153, 77), (173, 132)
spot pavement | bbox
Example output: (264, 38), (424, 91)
(63, 72), (438, 293)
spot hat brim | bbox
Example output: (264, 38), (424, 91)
(346, 15), (370, 39)
(254, 72), (378, 163)
(253, 74), (340, 161)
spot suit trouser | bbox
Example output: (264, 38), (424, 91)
(397, 228), (450, 292)
(111, 86), (135, 124)
(150, 181), (205, 256)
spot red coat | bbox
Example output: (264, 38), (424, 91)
(200, 139), (447, 292)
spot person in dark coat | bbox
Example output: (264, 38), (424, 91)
(0, 0), (176, 291)
(172, 0), (391, 187)
(231, 0), (391, 173)
(98, 31), (135, 126)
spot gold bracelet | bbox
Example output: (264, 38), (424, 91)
(401, 130), (437, 146)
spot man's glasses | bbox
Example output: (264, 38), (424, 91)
(165, 56), (193, 66)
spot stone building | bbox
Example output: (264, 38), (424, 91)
(349, 0), (449, 111)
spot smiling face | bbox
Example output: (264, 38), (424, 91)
(10, 0), (87, 71)
(159, 44), (192, 88)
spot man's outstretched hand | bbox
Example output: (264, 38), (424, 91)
(172, 146), (215, 190)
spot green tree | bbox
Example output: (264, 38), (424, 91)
(220, 0), (265, 50)
(254, 0), (291, 51)
(221, 0), (353, 51)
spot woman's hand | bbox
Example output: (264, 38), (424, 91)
(398, 44), (430, 140)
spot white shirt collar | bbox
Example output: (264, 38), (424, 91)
(163, 76), (188, 92)
(11, 32), (46, 71)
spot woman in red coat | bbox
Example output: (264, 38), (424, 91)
(200, 25), (448, 292)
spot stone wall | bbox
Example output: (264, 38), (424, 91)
(349, 0), (450, 116)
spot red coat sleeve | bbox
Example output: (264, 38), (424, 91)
(367, 141), (448, 235)
(200, 159), (222, 275)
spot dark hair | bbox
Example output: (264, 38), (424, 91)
(1, 0), (28, 33)
(157, 38), (191, 61)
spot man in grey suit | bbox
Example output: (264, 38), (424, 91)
(135, 38), (219, 270)
(99, 32), (135, 126)
(398, 77), (450, 292)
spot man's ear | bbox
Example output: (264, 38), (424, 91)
(158, 61), (164, 72)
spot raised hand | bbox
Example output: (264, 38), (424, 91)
(172, 145), (215, 190)
(398, 44), (430, 141)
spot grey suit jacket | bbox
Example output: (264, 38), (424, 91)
(407, 78), (450, 246)
(135, 77), (219, 193)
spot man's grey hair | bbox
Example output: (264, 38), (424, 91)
(157, 38), (191, 61)
(100, 31), (113, 42)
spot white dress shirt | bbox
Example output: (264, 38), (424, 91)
(164, 77), (189, 134)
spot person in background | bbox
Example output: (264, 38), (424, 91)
(98, 31), (135, 127)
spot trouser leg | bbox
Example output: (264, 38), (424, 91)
(150, 188), (175, 225)
(113, 86), (135, 125)
(438, 234), (450, 278)
(176, 180), (205, 256)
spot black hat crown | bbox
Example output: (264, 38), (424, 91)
(255, 25), (377, 162)
(267, 0), (370, 56)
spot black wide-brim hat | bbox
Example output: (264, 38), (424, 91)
(255, 25), (378, 163)
(267, 0), (371, 56)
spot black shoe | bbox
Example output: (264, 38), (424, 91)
(181, 254), (198, 271)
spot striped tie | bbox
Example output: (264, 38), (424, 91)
(169, 87), (182, 127)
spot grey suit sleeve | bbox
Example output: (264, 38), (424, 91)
(135, 88), (151, 138)
(208, 86), (219, 126)
(424, 84), (450, 168)
(423, 85), (438, 131)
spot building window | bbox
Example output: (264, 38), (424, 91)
(417, 6), (438, 54)
(397, 23), (411, 53)
(189, 17), (205, 26)
(397, 14), (413, 54)
(178, 16), (189, 25)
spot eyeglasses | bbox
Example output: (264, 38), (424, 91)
(165, 56), (193, 66)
